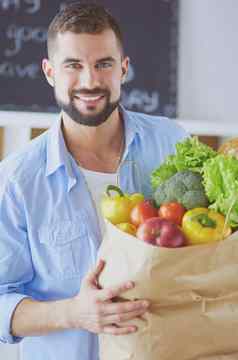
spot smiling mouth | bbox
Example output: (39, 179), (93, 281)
(74, 94), (105, 103)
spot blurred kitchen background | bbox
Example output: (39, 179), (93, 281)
(0, 0), (238, 358)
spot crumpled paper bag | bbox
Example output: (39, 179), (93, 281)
(97, 220), (238, 360)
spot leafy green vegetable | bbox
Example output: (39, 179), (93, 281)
(153, 170), (209, 210)
(150, 155), (177, 190)
(173, 136), (217, 173)
(151, 136), (216, 191)
(203, 155), (238, 227)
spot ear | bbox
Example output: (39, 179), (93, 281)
(121, 56), (130, 84)
(42, 58), (54, 87)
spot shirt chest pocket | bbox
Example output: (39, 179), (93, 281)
(38, 218), (91, 279)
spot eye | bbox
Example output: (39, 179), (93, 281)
(96, 62), (112, 69)
(66, 63), (82, 70)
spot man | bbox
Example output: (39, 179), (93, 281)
(0, 3), (188, 359)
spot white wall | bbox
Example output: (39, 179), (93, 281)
(1, 1), (238, 359)
(178, 0), (238, 127)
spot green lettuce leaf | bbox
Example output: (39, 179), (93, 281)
(203, 155), (238, 227)
(174, 136), (217, 173)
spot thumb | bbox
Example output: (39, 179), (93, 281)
(85, 259), (105, 287)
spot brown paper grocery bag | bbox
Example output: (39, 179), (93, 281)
(97, 220), (238, 360)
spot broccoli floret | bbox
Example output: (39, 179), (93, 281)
(182, 190), (208, 209)
(153, 170), (209, 209)
(153, 183), (174, 205)
(166, 179), (187, 202)
(182, 171), (204, 191)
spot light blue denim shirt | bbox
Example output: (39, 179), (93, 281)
(0, 106), (188, 360)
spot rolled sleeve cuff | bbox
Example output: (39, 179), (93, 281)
(0, 293), (31, 344)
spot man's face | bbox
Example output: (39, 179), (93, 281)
(44, 29), (129, 127)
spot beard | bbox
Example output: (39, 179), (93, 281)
(54, 87), (120, 127)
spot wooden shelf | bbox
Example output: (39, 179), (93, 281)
(31, 128), (47, 140)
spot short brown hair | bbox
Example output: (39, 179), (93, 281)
(47, 2), (124, 58)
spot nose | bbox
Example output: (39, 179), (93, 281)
(79, 66), (100, 90)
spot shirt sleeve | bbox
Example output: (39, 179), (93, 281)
(0, 180), (34, 344)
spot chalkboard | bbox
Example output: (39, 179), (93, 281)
(0, 0), (178, 117)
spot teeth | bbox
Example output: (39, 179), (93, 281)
(78, 95), (103, 102)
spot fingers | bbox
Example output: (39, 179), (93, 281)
(98, 281), (134, 302)
(103, 324), (137, 335)
(86, 259), (105, 284)
(101, 299), (149, 316)
(103, 307), (147, 325)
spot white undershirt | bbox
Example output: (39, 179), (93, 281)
(80, 167), (118, 236)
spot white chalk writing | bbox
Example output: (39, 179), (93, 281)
(24, 0), (41, 14)
(0, 0), (20, 11)
(5, 24), (47, 57)
(0, 0), (41, 13)
(0, 62), (40, 79)
(122, 89), (160, 113)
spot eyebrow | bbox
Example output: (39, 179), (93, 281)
(96, 56), (116, 63)
(62, 56), (116, 65)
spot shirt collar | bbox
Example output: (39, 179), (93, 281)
(119, 105), (140, 156)
(46, 116), (76, 183)
(45, 105), (140, 190)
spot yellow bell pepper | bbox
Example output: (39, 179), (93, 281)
(125, 192), (144, 207)
(182, 207), (232, 245)
(116, 223), (137, 236)
(101, 185), (144, 225)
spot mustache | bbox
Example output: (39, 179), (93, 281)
(72, 88), (109, 97)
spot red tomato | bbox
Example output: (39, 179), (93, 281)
(130, 200), (158, 227)
(158, 202), (186, 226)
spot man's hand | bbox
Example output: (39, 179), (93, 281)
(68, 259), (150, 335)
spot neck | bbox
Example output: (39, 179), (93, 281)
(61, 107), (125, 173)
